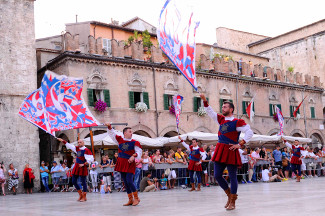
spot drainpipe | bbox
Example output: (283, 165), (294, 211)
(302, 87), (308, 137)
(152, 66), (159, 137)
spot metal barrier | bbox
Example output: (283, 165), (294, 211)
(50, 171), (71, 192)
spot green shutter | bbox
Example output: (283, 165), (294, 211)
(311, 107), (315, 119)
(277, 104), (282, 111)
(297, 107), (300, 114)
(129, 91), (135, 108)
(269, 104), (273, 116)
(290, 105), (293, 117)
(163, 94), (169, 110)
(242, 101), (247, 114)
(253, 102), (255, 112)
(103, 90), (110, 107)
(206, 97), (209, 103)
(219, 99), (224, 113)
(143, 92), (150, 109)
(87, 89), (94, 107)
(193, 97), (198, 112)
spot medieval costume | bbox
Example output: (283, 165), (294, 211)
(284, 140), (304, 182)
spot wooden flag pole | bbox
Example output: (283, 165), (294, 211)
(89, 127), (95, 156)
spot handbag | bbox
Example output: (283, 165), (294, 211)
(282, 159), (288, 167)
(30, 171), (35, 180)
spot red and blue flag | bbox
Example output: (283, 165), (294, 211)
(173, 94), (184, 133)
(276, 106), (284, 135)
(18, 70), (100, 136)
(157, 0), (199, 91)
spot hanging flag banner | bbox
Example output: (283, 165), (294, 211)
(276, 106), (284, 136)
(173, 94), (184, 133)
(245, 97), (255, 122)
(18, 70), (100, 136)
(157, 0), (200, 91)
(293, 96), (307, 118)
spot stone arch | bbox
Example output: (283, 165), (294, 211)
(267, 128), (281, 136)
(163, 131), (178, 137)
(289, 95), (298, 103)
(269, 93), (278, 101)
(193, 126), (212, 133)
(289, 129), (305, 137)
(309, 98), (316, 104)
(159, 125), (186, 137)
(56, 133), (70, 152)
(134, 130), (151, 138)
(132, 124), (156, 138)
(128, 72), (146, 91)
(219, 86), (231, 95)
(193, 83), (206, 93)
(309, 130), (324, 145)
(87, 69), (107, 89)
(250, 127), (262, 135)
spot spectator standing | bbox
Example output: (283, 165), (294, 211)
(0, 163), (6, 196)
(100, 156), (112, 193)
(8, 164), (19, 195)
(89, 160), (99, 192)
(238, 146), (249, 184)
(60, 163), (69, 192)
(112, 152), (122, 192)
(247, 148), (254, 183)
(141, 151), (152, 173)
(316, 149), (325, 176)
(50, 161), (61, 191)
(251, 148), (262, 182)
(165, 152), (177, 189)
(140, 171), (155, 192)
(202, 148), (211, 187)
(134, 157), (143, 191)
(273, 145), (286, 180)
(23, 164), (34, 194)
(306, 147), (318, 177)
(40, 161), (50, 192)
(282, 147), (291, 179)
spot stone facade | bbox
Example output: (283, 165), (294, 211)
(0, 0), (40, 193)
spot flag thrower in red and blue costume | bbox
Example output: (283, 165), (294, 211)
(276, 106), (284, 135)
(172, 94), (184, 133)
(18, 70), (100, 136)
(157, 0), (200, 91)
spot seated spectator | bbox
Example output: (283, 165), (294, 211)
(23, 164), (34, 194)
(40, 161), (50, 192)
(8, 164), (19, 195)
(100, 156), (112, 193)
(261, 165), (283, 182)
(306, 147), (318, 177)
(60, 163), (69, 192)
(160, 173), (168, 190)
(89, 160), (99, 192)
(140, 171), (156, 192)
(175, 146), (187, 189)
(0, 162), (6, 196)
(50, 161), (61, 191)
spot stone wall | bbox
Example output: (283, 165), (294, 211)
(0, 0), (40, 193)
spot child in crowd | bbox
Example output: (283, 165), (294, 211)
(261, 165), (284, 182)
(160, 173), (168, 190)
(100, 180), (106, 194)
(153, 177), (159, 190)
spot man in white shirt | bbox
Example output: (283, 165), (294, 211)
(238, 146), (250, 183)
(306, 147), (318, 177)
(261, 165), (283, 182)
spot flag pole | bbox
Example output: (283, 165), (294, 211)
(89, 127), (95, 157)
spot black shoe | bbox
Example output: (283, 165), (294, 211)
(13, 192), (16, 195)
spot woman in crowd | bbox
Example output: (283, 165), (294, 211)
(60, 163), (69, 192)
(89, 160), (99, 193)
(247, 148), (255, 183)
(23, 163), (34, 194)
(202, 147), (211, 187)
(40, 161), (50, 192)
(8, 164), (19, 195)
(134, 156), (143, 191)
(112, 152), (122, 192)
(165, 151), (177, 189)
(282, 147), (291, 179)
(0, 163), (6, 196)
(100, 155), (113, 193)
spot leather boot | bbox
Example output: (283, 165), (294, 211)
(226, 194), (238, 211)
(132, 191), (140, 206)
(123, 193), (134, 206)
(224, 188), (231, 208)
(196, 183), (201, 191)
(77, 190), (83, 201)
(80, 192), (87, 202)
(188, 183), (195, 192)
(296, 176), (301, 182)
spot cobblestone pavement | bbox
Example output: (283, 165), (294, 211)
(1, 178), (325, 216)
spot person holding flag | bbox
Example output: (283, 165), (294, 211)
(282, 137), (305, 182)
(200, 93), (253, 211)
(105, 123), (142, 206)
(177, 136), (206, 192)
(57, 138), (94, 202)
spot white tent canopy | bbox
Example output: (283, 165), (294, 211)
(71, 130), (312, 148)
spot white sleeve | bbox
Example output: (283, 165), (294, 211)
(84, 154), (94, 164)
(237, 124), (253, 143)
(200, 151), (207, 160)
(181, 141), (190, 152)
(285, 141), (292, 149)
(205, 106), (220, 125)
(107, 128), (119, 144)
(135, 146), (142, 160)
(65, 142), (77, 154)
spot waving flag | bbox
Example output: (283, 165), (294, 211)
(173, 94), (184, 133)
(245, 97), (255, 122)
(276, 106), (284, 135)
(157, 0), (199, 91)
(19, 70), (100, 136)
(293, 96), (307, 118)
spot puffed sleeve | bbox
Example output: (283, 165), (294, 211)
(204, 102), (223, 124)
(200, 148), (207, 160)
(134, 141), (142, 160)
(181, 141), (190, 152)
(84, 148), (94, 163)
(236, 120), (253, 143)
(63, 141), (77, 154)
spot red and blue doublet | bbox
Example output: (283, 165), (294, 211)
(114, 135), (142, 174)
(188, 146), (204, 171)
(212, 115), (246, 166)
(72, 146), (93, 176)
(290, 146), (304, 165)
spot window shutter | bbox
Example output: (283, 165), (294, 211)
(129, 91), (135, 108)
(277, 104), (282, 111)
(311, 107), (315, 118)
(297, 107), (300, 114)
(103, 90), (110, 107)
(219, 99), (224, 113)
(143, 92), (150, 109)
(242, 101), (247, 114)
(290, 105), (293, 117)
(163, 94), (169, 110)
(206, 97), (209, 103)
(269, 104), (273, 116)
(253, 102), (255, 112)
(193, 97), (198, 112)
(87, 89), (94, 107)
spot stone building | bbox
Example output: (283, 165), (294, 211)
(36, 28), (324, 163)
(0, 0), (40, 193)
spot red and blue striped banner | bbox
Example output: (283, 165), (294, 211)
(173, 94), (184, 133)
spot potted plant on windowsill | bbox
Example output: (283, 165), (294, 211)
(198, 107), (207, 117)
(169, 105), (175, 115)
(94, 100), (108, 112)
(135, 102), (148, 112)
(273, 113), (278, 122)
(142, 30), (153, 52)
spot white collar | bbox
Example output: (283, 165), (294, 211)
(79, 146), (86, 150)
(225, 115), (234, 121)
